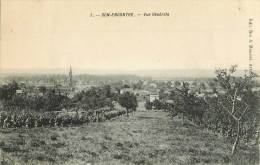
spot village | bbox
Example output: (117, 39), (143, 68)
(0, 66), (233, 106)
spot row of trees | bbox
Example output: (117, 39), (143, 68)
(0, 83), (138, 128)
(2, 92), (64, 112)
(0, 82), (66, 112)
(0, 82), (138, 118)
(71, 86), (137, 117)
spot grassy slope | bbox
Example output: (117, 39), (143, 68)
(0, 110), (259, 165)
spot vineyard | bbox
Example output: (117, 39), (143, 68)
(0, 108), (127, 128)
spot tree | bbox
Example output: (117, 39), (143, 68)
(30, 96), (45, 111)
(114, 87), (121, 95)
(166, 81), (172, 88)
(8, 81), (19, 99)
(145, 100), (152, 110)
(137, 80), (143, 88)
(81, 94), (98, 110)
(11, 95), (27, 110)
(72, 91), (85, 102)
(208, 81), (217, 93)
(0, 85), (10, 100)
(61, 98), (73, 113)
(153, 99), (162, 110)
(214, 65), (259, 155)
(122, 84), (130, 88)
(111, 92), (119, 102)
(174, 81), (181, 86)
(199, 82), (206, 90)
(158, 82), (166, 88)
(184, 82), (190, 87)
(38, 86), (47, 94)
(208, 81), (215, 88)
(169, 82), (200, 125)
(159, 89), (164, 95)
(0, 82), (19, 101)
(44, 91), (62, 112)
(103, 85), (111, 98)
(118, 92), (138, 117)
(192, 81), (198, 87)
(133, 80), (143, 90)
(19, 83), (26, 89)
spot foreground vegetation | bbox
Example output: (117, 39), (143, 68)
(0, 83), (137, 128)
(0, 110), (258, 165)
(146, 66), (260, 155)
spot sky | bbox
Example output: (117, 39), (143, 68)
(1, 0), (260, 72)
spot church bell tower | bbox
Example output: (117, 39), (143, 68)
(69, 66), (73, 86)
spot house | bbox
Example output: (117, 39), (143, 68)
(150, 91), (160, 102)
(165, 100), (174, 104)
(16, 90), (23, 94)
(133, 90), (150, 96)
(120, 88), (133, 94)
(150, 94), (159, 102)
(162, 90), (171, 95)
(46, 85), (74, 96)
(135, 90), (150, 101)
(67, 91), (76, 98)
(149, 83), (157, 88)
(27, 91), (44, 97)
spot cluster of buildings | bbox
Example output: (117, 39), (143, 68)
(120, 80), (221, 103)
(16, 67), (76, 98)
(12, 67), (259, 103)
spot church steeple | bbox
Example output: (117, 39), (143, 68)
(69, 66), (73, 86)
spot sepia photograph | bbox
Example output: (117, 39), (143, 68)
(0, 0), (259, 164)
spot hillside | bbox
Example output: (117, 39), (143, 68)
(0, 109), (258, 164)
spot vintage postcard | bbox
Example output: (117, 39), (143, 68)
(0, 0), (259, 164)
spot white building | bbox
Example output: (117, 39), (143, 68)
(150, 94), (159, 102)
(120, 88), (134, 94)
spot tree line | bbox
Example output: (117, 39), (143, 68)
(0, 83), (138, 127)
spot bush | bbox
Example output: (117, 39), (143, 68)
(145, 101), (152, 110)
(104, 109), (127, 120)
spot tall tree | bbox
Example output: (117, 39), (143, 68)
(61, 97), (73, 113)
(103, 85), (111, 98)
(214, 65), (259, 155)
(8, 81), (19, 99)
(0, 82), (19, 101)
(44, 91), (62, 112)
(119, 92), (138, 117)
(169, 82), (200, 125)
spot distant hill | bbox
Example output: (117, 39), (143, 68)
(1, 68), (259, 79)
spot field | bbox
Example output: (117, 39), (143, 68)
(0, 104), (258, 164)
